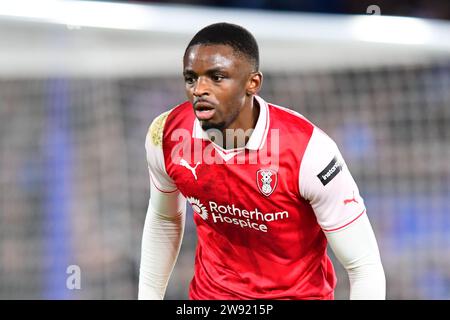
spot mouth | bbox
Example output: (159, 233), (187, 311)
(194, 102), (216, 121)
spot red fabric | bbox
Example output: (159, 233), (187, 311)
(162, 101), (336, 299)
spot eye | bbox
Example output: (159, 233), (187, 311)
(184, 76), (196, 84)
(212, 74), (225, 82)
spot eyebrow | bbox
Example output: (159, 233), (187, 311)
(183, 68), (228, 76)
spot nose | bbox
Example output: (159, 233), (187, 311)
(193, 77), (209, 97)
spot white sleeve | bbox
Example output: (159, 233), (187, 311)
(138, 184), (186, 300)
(299, 127), (366, 231)
(325, 214), (386, 299)
(138, 114), (187, 300)
(300, 127), (385, 299)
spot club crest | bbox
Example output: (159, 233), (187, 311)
(256, 169), (278, 197)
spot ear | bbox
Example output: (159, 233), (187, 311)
(246, 71), (263, 96)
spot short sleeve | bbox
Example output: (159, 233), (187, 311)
(145, 111), (178, 193)
(299, 127), (366, 232)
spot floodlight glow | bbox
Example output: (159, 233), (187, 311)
(0, 0), (159, 30)
(350, 15), (432, 45)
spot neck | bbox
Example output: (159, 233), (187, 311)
(220, 96), (260, 149)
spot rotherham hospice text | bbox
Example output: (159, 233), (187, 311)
(188, 197), (289, 233)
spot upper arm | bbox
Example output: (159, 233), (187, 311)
(146, 111), (186, 216)
(145, 111), (178, 193)
(299, 127), (366, 232)
(300, 128), (385, 298)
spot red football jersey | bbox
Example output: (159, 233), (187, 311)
(147, 96), (367, 299)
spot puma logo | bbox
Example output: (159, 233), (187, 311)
(344, 191), (359, 205)
(179, 159), (200, 180)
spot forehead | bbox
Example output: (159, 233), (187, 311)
(183, 44), (246, 71)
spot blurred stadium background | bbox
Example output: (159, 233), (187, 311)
(0, 0), (449, 299)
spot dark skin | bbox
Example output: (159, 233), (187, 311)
(183, 44), (263, 149)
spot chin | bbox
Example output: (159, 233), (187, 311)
(201, 120), (225, 131)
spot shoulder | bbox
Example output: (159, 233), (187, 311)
(306, 127), (339, 156)
(146, 101), (192, 147)
(262, 99), (337, 154)
(147, 110), (171, 147)
(268, 103), (315, 137)
(302, 127), (341, 177)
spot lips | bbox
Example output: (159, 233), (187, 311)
(194, 101), (216, 121)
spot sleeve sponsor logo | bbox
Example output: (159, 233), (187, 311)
(149, 110), (170, 146)
(317, 156), (342, 186)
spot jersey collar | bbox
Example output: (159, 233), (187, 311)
(192, 95), (269, 151)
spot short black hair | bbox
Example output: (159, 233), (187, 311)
(185, 22), (259, 71)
